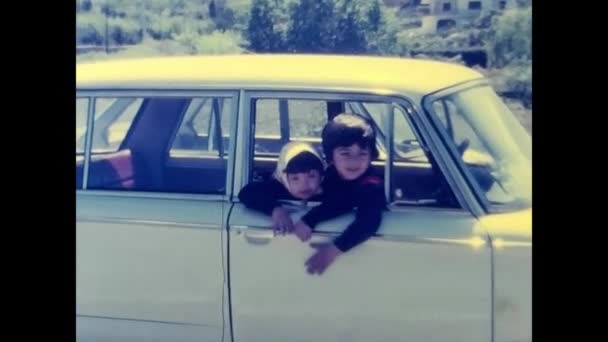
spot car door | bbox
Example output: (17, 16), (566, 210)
(76, 91), (237, 342)
(227, 91), (492, 342)
(425, 84), (533, 342)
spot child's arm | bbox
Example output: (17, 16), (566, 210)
(238, 179), (284, 215)
(332, 182), (386, 252)
(294, 195), (351, 241)
(300, 182), (386, 251)
(238, 179), (295, 234)
(299, 192), (352, 229)
(304, 182), (385, 275)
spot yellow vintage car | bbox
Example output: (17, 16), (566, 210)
(76, 54), (531, 342)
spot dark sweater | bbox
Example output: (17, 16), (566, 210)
(238, 178), (323, 215)
(301, 166), (386, 253)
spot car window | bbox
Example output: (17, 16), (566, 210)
(82, 95), (234, 195)
(76, 97), (88, 189)
(361, 101), (456, 207)
(433, 99), (485, 152)
(254, 99), (326, 156)
(288, 100), (326, 139)
(255, 99), (280, 138)
(91, 98), (143, 153)
(247, 95), (458, 208)
(170, 97), (232, 157)
(429, 86), (531, 210)
(351, 102), (429, 164)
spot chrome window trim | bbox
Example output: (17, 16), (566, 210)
(76, 189), (226, 202)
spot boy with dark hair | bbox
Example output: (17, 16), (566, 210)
(293, 113), (386, 275)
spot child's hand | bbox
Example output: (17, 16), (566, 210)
(305, 242), (343, 275)
(293, 221), (312, 241)
(271, 207), (293, 235)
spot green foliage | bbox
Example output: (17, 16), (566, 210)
(78, 0), (93, 12)
(209, 0), (238, 31)
(146, 10), (185, 40)
(333, 0), (367, 54)
(77, 0), (531, 108)
(196, 30), (244, 54)
(174, 30), (244, 55)
(247, 0), (286, 52)
(487, 6), (532, 68)
(76, 12), (105, 45)
(108, 17), (144, 45)
(486, 61), (532, 107)
(362, 0), (397, 55)
(286, 0), (335, 52)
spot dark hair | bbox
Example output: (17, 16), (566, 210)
(284, 151), (324, 174)
(321, 113), (379, 162)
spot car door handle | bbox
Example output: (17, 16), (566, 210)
(233, 226), (274, 245)
(244, 231), (274, 245)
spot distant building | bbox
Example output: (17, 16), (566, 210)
(399, 0), (515, 33)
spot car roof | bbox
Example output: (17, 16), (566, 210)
(76, 54), (484, 95)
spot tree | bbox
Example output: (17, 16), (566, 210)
(79, 0), (93, 12)
(286, 0), (335, 53)
(108, 18), (144, 45)
(100, 0), (127, 18)
(247, 0), (286, 52)
(169, 0), (187, 16)
(77, 12), (105, 45)
(487, 6), (531, 68)
(210, 0), (236, 31)
(333, 0), (366, 54)
(366, 0), (382, 32)
(209, 0), (216, 18)
(363, 0), (397, 55)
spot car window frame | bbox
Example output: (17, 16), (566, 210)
(423, 79), (513, 215)
(76, 89), (240, 200)
(234, 90), (480, 215)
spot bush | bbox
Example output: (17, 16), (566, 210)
(108, 18), (144, 45)
(146, 10), (184, 40)
(76, 12), (105, 45)
(78, 0), (92, 12)
(172, 30), (201, 55)
(483, 61), (532, 108)
(488, 6), (531, 68)
(397, 28), (480, 54)
(500, 63), (532, 107)
(195, 30), (244, 55)
(349, 0), (399, 55)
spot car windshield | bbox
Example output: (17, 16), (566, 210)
(427, 85), (531, 211)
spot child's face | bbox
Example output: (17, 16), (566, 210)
(286, 169), (322, 200)
(332, 144), (371, 180)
